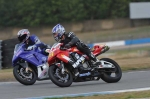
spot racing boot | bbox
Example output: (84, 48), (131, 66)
(89, 53), (101, 68)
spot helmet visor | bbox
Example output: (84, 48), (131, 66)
(18, 34), (27, 43)
(53, 33), (59, 42)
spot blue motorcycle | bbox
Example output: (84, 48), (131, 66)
(12, 43), (50, 85)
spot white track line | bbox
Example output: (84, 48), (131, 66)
(125, 70), (149, 74)
(0, 81), (17, 85)
(18, 87), (150, 99)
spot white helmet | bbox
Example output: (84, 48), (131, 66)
(17, 29), (30, 43)
(52, 24), (65, 41)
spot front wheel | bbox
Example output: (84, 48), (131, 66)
(100, 58), (122, 83)
(13, 65), (37, 85)
(48, 65), (73, 87)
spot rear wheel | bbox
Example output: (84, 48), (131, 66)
(100, 58), (122, 83)
(48, 65), (73, 87)
(13, 65), (37, 85)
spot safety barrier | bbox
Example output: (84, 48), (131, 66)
(88, 37), (150, 48)
(1, 38), (19, 69)
(0, 40), (2, 69)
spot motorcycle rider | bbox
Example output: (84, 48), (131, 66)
(52, 24), (101, 76)
(17, 29), (50, 55)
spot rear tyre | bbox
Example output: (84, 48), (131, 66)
(100, 58), (122, 83)
(48, 65), (73, 87)
(13, 65), (37, 85)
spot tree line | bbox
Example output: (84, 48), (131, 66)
(0, 0), (149, 27)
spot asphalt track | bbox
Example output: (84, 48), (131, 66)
(0, 70), (150, 99)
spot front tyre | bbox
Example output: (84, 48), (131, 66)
(100, 58), (122, 83)
(13, 65), (37, 85)
(48, 65), (73, 87)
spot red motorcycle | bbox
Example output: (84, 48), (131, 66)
(47, 43), (122, 87)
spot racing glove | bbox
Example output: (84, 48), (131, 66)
(64, 42), (73, 48)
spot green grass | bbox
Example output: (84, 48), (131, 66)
(44, 90), (150, 99)
(0, 68), (14, 82)
(109, 46), (150, 54)
(0, 68), (12, 73)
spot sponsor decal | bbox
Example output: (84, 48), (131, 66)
(61, 54), (71, 61)
(72, 56), (85, 68)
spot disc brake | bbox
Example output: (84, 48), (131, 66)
(20, 68), (32, 79)
(55, 68), (69, 81)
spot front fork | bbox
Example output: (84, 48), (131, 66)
(25, 61), (29, 72)
(55, 61), (65, 74)
(19, 61), (29, 73)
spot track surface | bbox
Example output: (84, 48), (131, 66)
(0, 70), (150, 99)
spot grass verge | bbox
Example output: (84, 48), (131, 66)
(44, 90), (150, 99)
(0, 69), (15, 82)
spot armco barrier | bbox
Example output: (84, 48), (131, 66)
(125, 38), (150, 45)
(88, 37), (150, 48)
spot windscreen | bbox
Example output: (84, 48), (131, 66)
(14, 44), (23, 54)
(51, 43), (60, 49)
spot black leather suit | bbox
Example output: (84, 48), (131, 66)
(60, 32), (97, 62)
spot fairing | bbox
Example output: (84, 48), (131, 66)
(12, 43), (47, 66)
(47, 43), (104, 65)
